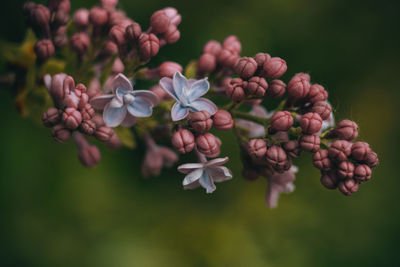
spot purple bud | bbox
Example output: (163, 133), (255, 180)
(320, 171), (339, 189)
(103, 41), (118, 56)
(287, 73), (311, 99)
(308, 84), (328, 103)
(51, 124), (71, 143)
(80, 103), (95, 121)
(163, 25), (180, 44)
(172, 129), (195, 154)
(300, 135), (320, 152)
(197, 53), (217, 74)
(217, 49), (239, 68)
(235, 57), (257, 79)
(337, 161), (355, 179)
(312, 149), (331, 171)
(125, 23), (142, 42)
(354, 164), (372, 182)
(95, 125), (114, 142)
(139, 33), (160, 61)
(270, 111), (294, 132)
(266, 79), (286, 98)
(263, 57), (287, 79)
(222, 35), (241, 54)
(42, 107), (60, 127)
(62, 107), (82, 129)
(338, 179), (359, 196)
(30, 4), (51, 37)
(245, 76), (268, 97)
(89, 7), (108, 26)
(351, 142), (371, 161)
(34, 39), (55, 60)
(188, 111), (213, 133)
(70, 33), (90, 55)
(213, 110), (233, 130)
(196, 132), (220, 157)
(300, 112), (322, 134)
(73, 133), (101, 167)
(248, 139), (267, 158)
(101, 0), (118, 10)
(253, 53), (271, 68)
(310, 101), (332, 120)
(328, 140), (352, 162)
(331, 120), (358, 141)
(226, 78), (246, 102)
(203, 40), (222, 56)
(150, 10), (171, 34)
(80, 119), (96, 135)
(283, 140), (301, 158)
(365, 151), (379, 168)
(163, 7), (181, 26)
(266, 145), (287, 171)
(53, 26), (67, 48)
(150, 85), (170, 101)
(147, 61), (183, 78)
(109, 25), (127, 46)
(73, 8), (89, 29)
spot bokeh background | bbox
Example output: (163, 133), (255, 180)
(1, 0), (399, 266)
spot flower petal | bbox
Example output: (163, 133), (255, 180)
(206, 166), (232, 182)
(199, 171), (216, 193)
(112, 73), (133, 94)
(109, 96), (124, 108)
(187, 77), (209, 101)
(183, 180), (201, 190)
(120, 113), (136, 127)
(127, 96), (153, 117)
(205, 157), (229, 167)
(171, 102), (189, 121)
(188, 98), (218, 115)
(90, 94), (114, 110)
(173, 71), (189, 100)
(178, 163), (205, 174)
(103, 103), (127, 127)
(182, 168), (204, 186)
(159, 77), (178, 101)
(132, 90), (159, 106)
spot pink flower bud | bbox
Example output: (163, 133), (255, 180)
(150, 10), (171, 34)
(320, 171), (339, 189)
(73, 8), (89, 29)
(331, 120), (358, 141)
(172, 129), (195, 154)
(337, 161), (355, 179)
(188, 111), (213, 133)
(300, 112), (322, 134)
(42, 107), (60, 127)
(308, 84), (328, 103)
(287, 73), (311, 99)
(266, 79), (286, 98)
(101, 0), (118, 9)
(73, 133), (101, 167)
(95, 125), (114, 142)
(163, 7), (181, 26)
(53, 26), (67, 48)
(365, 151), (379, 168)
(164, 25), (180, 44)
(139, 33), (160, 61)
(125, 23), (142, 42)
(34, 39), (54, 60)
(203, 40), (222, 56)
(80, 119), (96, 135)
(226, 78), (246, 102)
(213, 110), (233, 130)
(328, 140), (352, 162)
(62, 107), (82, 129)
(31, 4), (51, 36)
(109, 24), (127, 46)
(266, 145), (287, 170)
(108, 10), (125, 26)
(263, 57), (287, 79)
(234, 57), (257, 79)
(354, 164), (372, 182)
(51, 124), (71, 143)
(89, 7), (108, 26)
(103, 41), (118, 55)
(310, 101), (332, 120)
(245, 76), (268, 97)
(300, 135), (320, 152)
(222, 35), (241, 54)
(53, 9), (69, 26)
(150, 85), (170, 101)
(253, 53), (271, 68)
(70, 32), (90, 55)
(197, 53), (217, 74)
(80, 103), (95, 121)
(270, 111), (294, 132)
(217, 49), (239, 68)
(158, 62), (183, 78)
(196, 132), (220, 157)
(312, 149), (332, 171)
(338, 179), (359, 196)
(351, 142), (371, 161)
(248, 139), (267, 158)
(283, 140), (301, 158)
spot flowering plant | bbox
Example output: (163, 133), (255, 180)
(1, 0), (379, 208)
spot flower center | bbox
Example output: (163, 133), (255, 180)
(123, 94), (135, 105)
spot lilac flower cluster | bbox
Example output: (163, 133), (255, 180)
(12, 0), (379, 208)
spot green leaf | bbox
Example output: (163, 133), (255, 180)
(39, 58), (66, 76)
(114, 126), (136, 149)
(184, 60), (197, 79)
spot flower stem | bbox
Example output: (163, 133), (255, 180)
(231, 110), (269, 125)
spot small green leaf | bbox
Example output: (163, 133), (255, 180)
(114, 126), (136, 149)
(184, 60), (197, 79)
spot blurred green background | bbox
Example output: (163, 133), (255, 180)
(1, 0), (399, 266)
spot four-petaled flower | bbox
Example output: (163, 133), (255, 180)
(266, 166), (297, 208)
(178, 157), (232, 193)
(159, 71), (217, 121)
(90, 74), (159, 127)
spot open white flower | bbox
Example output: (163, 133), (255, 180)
(178, 157), (232, 193)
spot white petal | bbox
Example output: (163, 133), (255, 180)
(109, 96), (124, 108)
(127, 96), (153, 117)
(103, 103), (127, 127)
(182, 168), (204, 186)
(112, 73), (133, 94)
(90, 95), (114, 110)
(173, 71), (188, 100)
(199, 172), (216, 193)
(183, 180), (201, 190)
(188, 98), (217, 115)
(132, 90), (159, 106)
(171, 102), (189, 121)
(120, 113), (136, 127)
(159, 77), (178, 100)
(178, 163), (205, 174)
(207, 166), (232, 183)
(187, 78), (210, 101)
(205, 157), (229, 167)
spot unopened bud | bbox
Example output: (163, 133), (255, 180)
(300, 112), (322, 134)
(51, 124), (71, 143)
(283, 140), (301, 158)
(34, 39), (54, 60)
(310, 101), (332, 120)
(312, 149), (331, 171)
(270, 111), (294, 132)
(196, 132), (220, 157)
(337, 161), (355, 179)
(70, 33), (90, 55)
(287, 73), (311, 99)
(197, 53), (217, 74)
(172, 129), (195, 154)
(248, 139), (267, 158)
(42, 107), (60, 127)
(300, 134), (320, 152)
(354, 164), (372, 182)
(328, 140), (352, 162)
(266, 79), (286, 98)
(188, 111), (213, 133)
(308, 84), (328, 103)
(235, 57), (257, 79)
(330, 120), (358, 141)
(139, 33), (160, 61)
(213, 110), (233, 130)
(89, 7), (108, 26)
(338, 179), (359, 196)
(203, 40), (221, 56)
(226, 78), (246, 102)
(246, 76), (268, 97)
(150, 10), (171, 34)
(263, 57), (287, 79)
(73, 8), (89, 29)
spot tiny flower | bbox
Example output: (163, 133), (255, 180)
(178, 157), (233, 193)
(188, 111), (213, 133)
(172, 128), (195, 154)
(125, 22), (142, 42)
(197, 53), (217, 74)
(354, 164), (372, 182)
(312, 149), (331, 171)
(139, 33), (160, 61)
(365, 151), (379, 168)
(320, 171), (339, 189)
(51, 124), (71, 143)
(283, 140), (301, 158)
(300, 134), (320, 152)
(269, 111), (294, 133)
(263, 57), (287, 79)
(245, 76), (268, 97)
(235, 57), (258, 79)
(330, 120), (358, 141)
(34, 39), (55, 60)
(89, 7), (108, 26)
(337, 161), (355, 179)
(351, 142), (371, 161)
(266, 79), (286, 98)
(287, 73), (311, 99)
(308, 84), (328, 103)
(90, 73), (158, 127)
(310, 101), (332, 120)
(196, 132), (220, 157)
(328, 140), (352, 162)
(159, 72), (217, 121)
(222, 35), (241, 54)
(247, 139), (267, 159)
(253, 53), (271, 68)
(42, 107), (60, 127)
(212, 110), (233, 130)
(203, 40), (221, 56)
(338, 179), (359, 196)
(265, 167), (296, 208)
(300, 112), (322, 134)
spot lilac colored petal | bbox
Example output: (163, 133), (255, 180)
(187, 79), (197, 87)
(132, 90), (159, 106)
(178, 163), (205, 174)
(90, 94), (114, 110)
(184, 180), (200, 190)
(127, 97), (153, 117)
(112, 73), (133, 94)
(120, 113), (136, 127)
(171, 102), (189, 121)
(173, 71), (188, 100)
(187, 78), (209, 102)
(208, 166), (233, 182)
(199, 172), (216, 193)
(159, 77), (178, 100)
(103, 103), (127, 127)
(115, 88), (127, 101)
(182, 168), (204, 186)
(252, 105), (270, 118)
(205, 157), (229, 167)
(266, 184), (280, 208)
(188, 98), (217, 115)
(109, 96), (124, 108)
